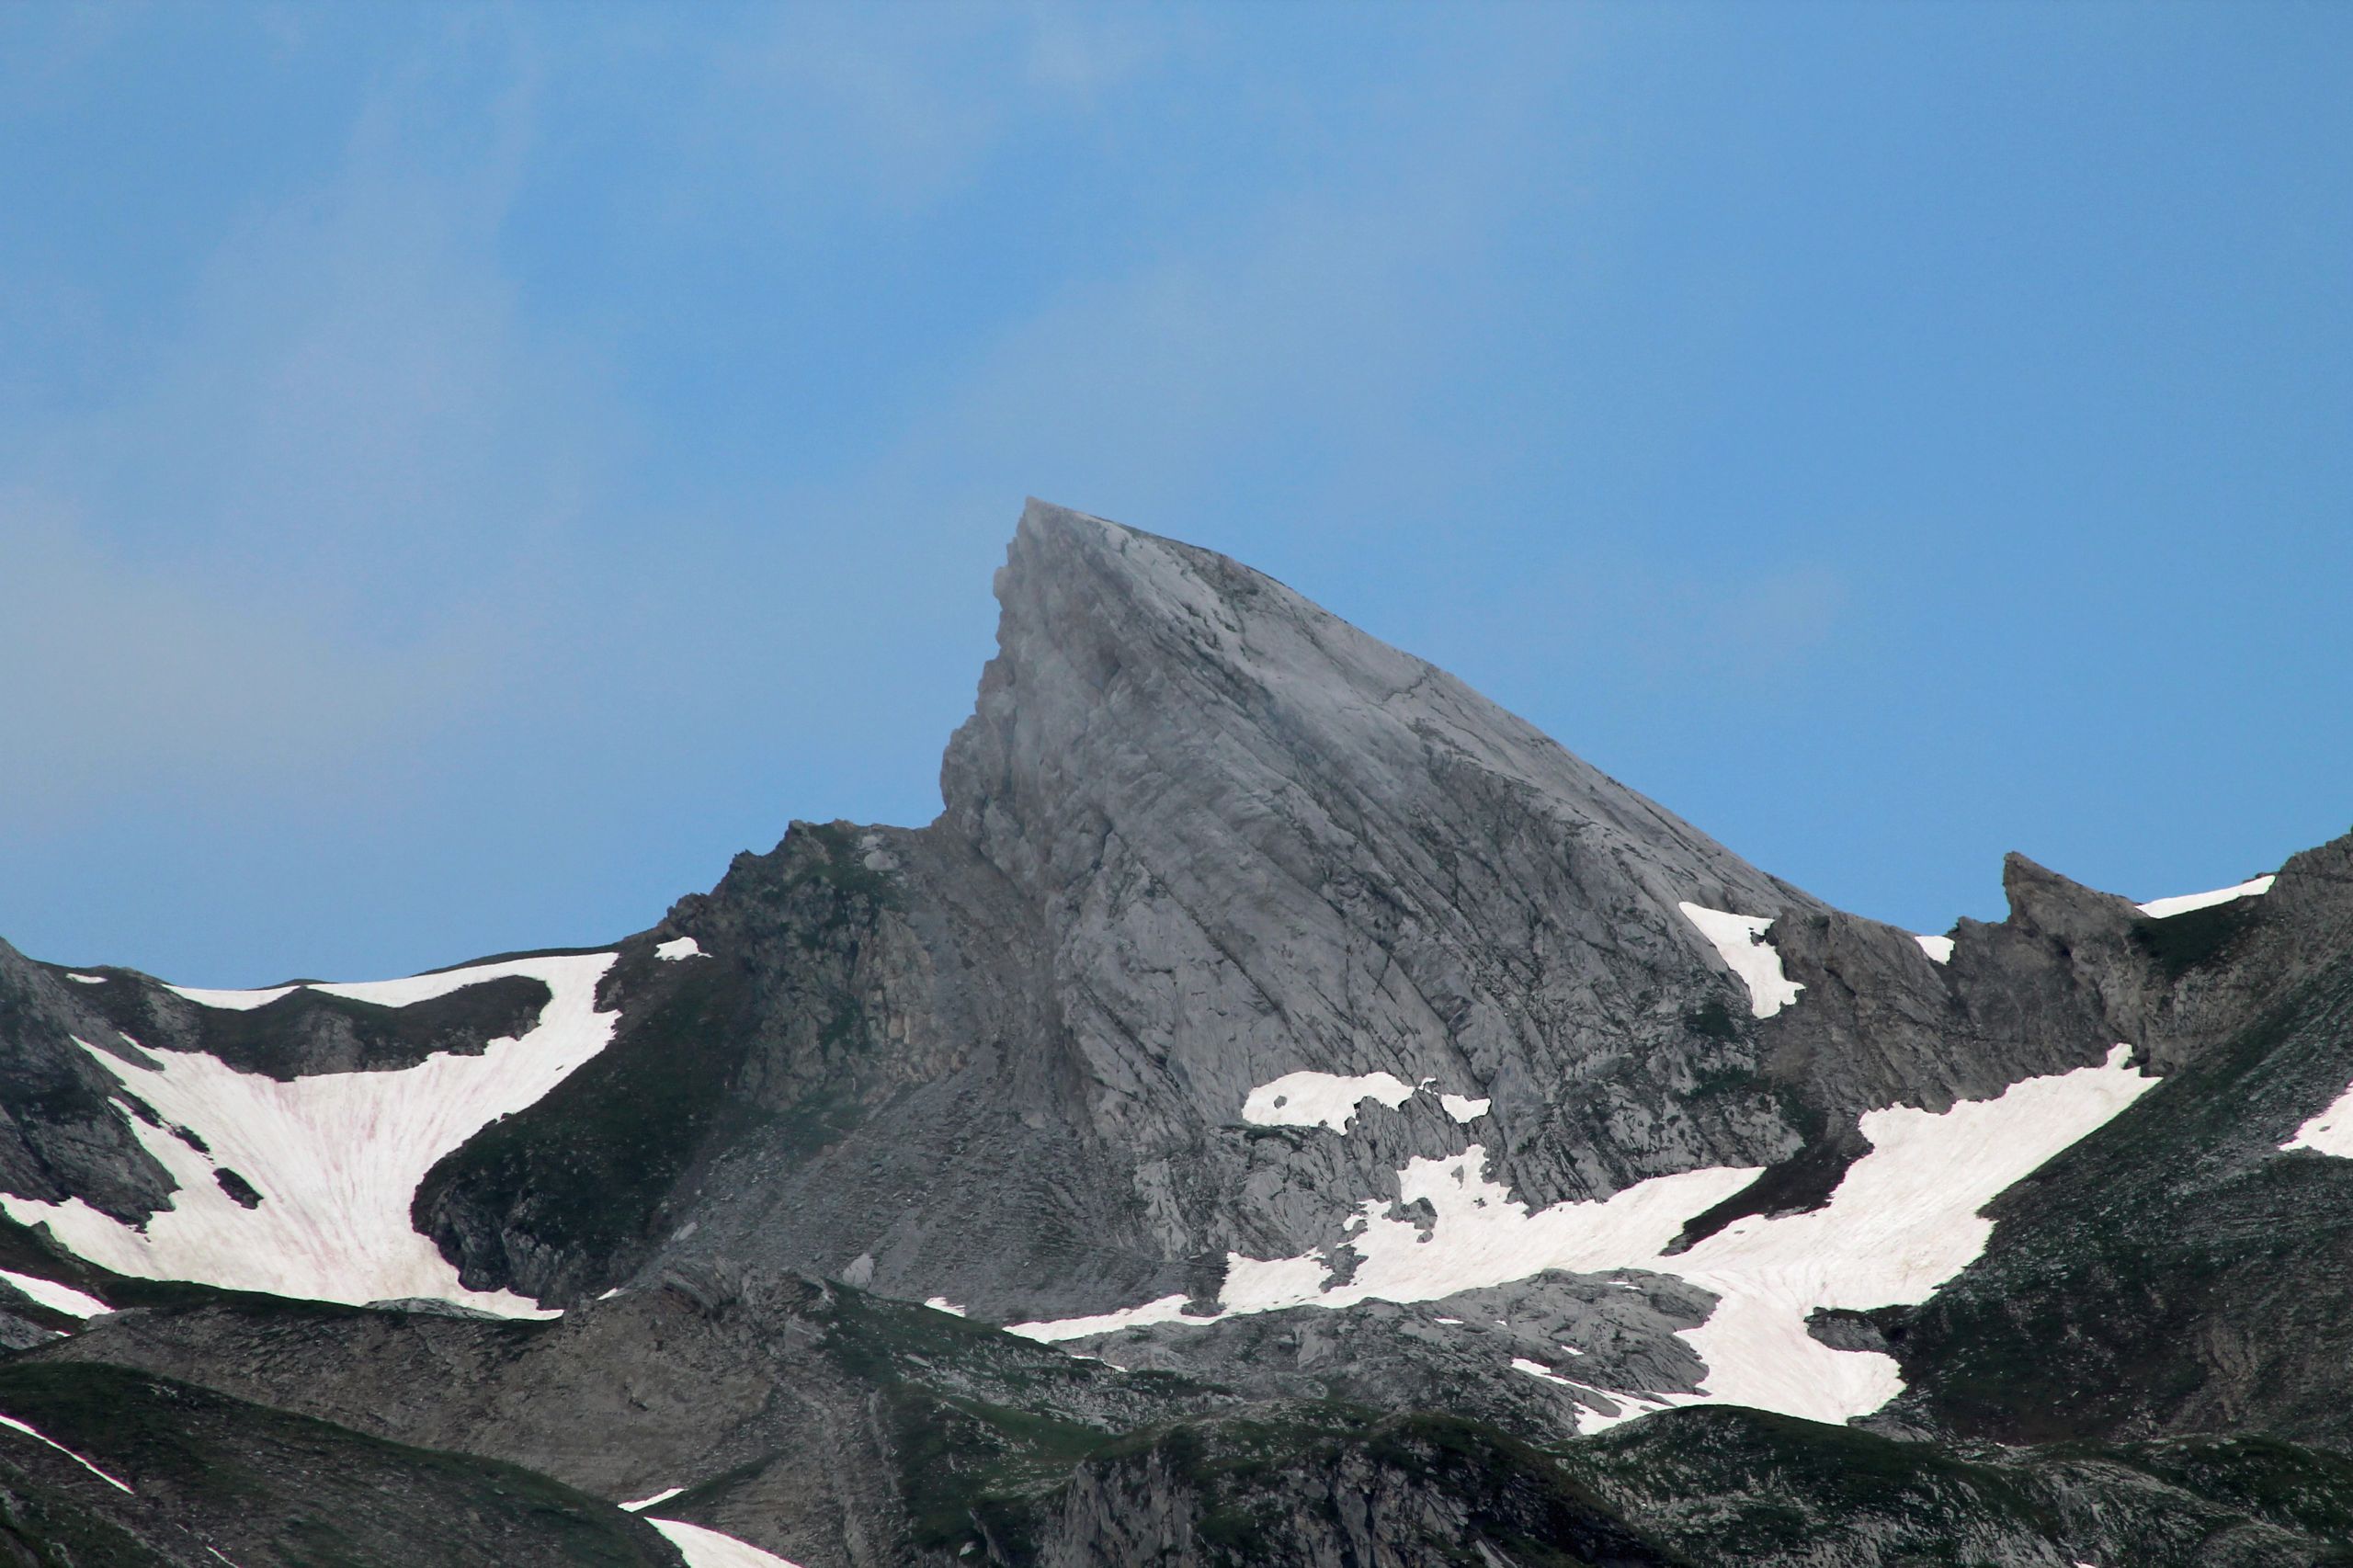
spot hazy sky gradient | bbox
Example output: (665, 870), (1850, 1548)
(4, 2), (2348, 984)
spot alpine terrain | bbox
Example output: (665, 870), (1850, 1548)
(3, 499), (2350, 1567)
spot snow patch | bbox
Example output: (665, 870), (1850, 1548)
(1439, 1094), (1491, 1123)
(654, 937), (704, 961)
(1007, 1292), (1219, 1344)
(163, 983), (296, 1011)
(0, 1411), (133, 1493)
(2136, 875), (2275, 920)
(620, 1487), (685, 1512)
(1242, 1071), (1415, 1131)
(924, 1296), (968, 1316)
(645, 1517), (804, 1568)
(0, 953), (620, 1316)
(0, 1268), (108, 1320)
(65, 973), (107, 985)
(1677, 903), (1803, 1017)
(1016, 1048), (2156, 1429)
(1219, 1252), (1335, 1312)
(2281, 1082), (2353, 1159)
(1914, 935), (1955, 964)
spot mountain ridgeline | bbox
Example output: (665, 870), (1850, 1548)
(2, 501), (2349, 1567)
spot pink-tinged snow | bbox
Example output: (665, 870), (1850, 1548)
(2281, 1082), (2353, 1159)
(620, 1487), (685, 1512)
(0, 1411), (134, 1493)
(1439, 1094), (1491, 1123)
(0, 1268), (109, 1320)
(1014, 1048), (2156, 1429)
(654, 937), (704, 961)
(1242, 1071), (1415, 1131)
(1677, 903), (1803, 1017)
(0, 954), (620, 1317)
(1915, 935), (1955, 964)
(644, 1517), (804, 1568)
(2136, 874), (2276, 920)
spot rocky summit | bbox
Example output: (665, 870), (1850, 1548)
(3, 499), (2351, 1567)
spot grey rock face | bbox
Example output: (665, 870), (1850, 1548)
(509, 502), (1859, 1324)
(1055, 1271), (1720, 1437)
(0, 940), (173, 1223)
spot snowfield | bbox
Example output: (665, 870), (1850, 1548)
(1014, 1046), (2158, 1431)
(0, 953), (620, 1317)
(0, 1267), (109, 1320)
(643, 1517), (804, 1568)
(2136, 874), (2276, 920)
(1240, 1071), (1498, 1134)
(2282, 1082), (2353, 1159)
(1677, 903), (1804, 1017)
(1242, 1071), (1415, 1131)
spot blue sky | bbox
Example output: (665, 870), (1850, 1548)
(3, 2), (2347, 985)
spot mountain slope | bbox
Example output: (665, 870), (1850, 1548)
(0, 500), (2348, 1565)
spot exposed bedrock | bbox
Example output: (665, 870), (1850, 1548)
(423, 502), (1873, 1318)
(413, 504), (2353, 1332)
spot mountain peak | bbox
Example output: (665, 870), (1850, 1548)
(948, 501), (1806, 924)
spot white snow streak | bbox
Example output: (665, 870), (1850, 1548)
(0, 1412), (134, 1493)
(620, 1487), (685, 1512)
(924, 1297), (968, 1316)
(2281, 1082), (2353, 1159)
(0, 953), (620, 1317)
(1677, 903), (1803, 1017)
(66, 973), (107, 985)
(1439, 1094), (1491, 1123)
(0, 1268), (109, 1320)
(1007, 1292), (1214, 1342)
(163, 983), (299, 1011)
(1242, 1071), (1415, 1131)
(645, 1517), (804, 1568)
(1914, 935), (1955, 964)
(654, 937), (704, 961)
(1015, 1048), (2155, 1431)
(2136, 875), (2275, 920)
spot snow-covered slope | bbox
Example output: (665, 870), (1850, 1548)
(2, 953), (620, 1315)
(1011, 1049), (2157, 1429)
